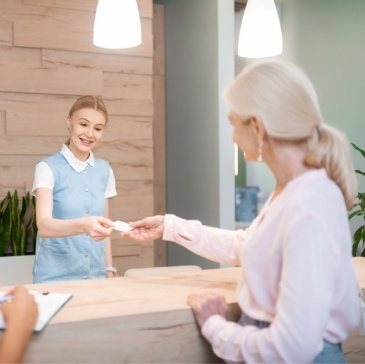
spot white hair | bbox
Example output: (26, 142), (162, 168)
(224, 60), (357, 209)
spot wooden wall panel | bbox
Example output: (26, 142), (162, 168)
(103, 116), (153, 141)
(103, 73), (153, 100)
(0, 0), (156, 274)
(1, 94), (153, 137)
(14, 11), (153, 57)
(0, 135), (65, 155)
(42, 49), (153, 75)
(107, 99), (153, 117)
(0, 93), (75, 136)
(0, 111), (6, 135)
(23, 0), (153, 19)
(0, 47), (41, 65)
(0, 21), (13, 46)
(113, 246), (154, 275)
(0, 64), (103, 95)
(96, 139), (153, 164)
(110, 181), (154, 221)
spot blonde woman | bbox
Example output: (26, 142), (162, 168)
(32, 96), (116, 283)
(121, 61), (360, 363)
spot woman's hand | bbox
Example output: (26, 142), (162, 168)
(1, 286), (38, 333)
(83, 216), (114, 241)
(187, 293), (228, 327)
(120, 215), (165, 241)
(0, 286), (38, 363)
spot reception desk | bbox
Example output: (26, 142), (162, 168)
(0, 259), (364, 363)
(4, 267), (241, 363)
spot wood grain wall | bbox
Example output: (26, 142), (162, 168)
(0, 0), (162, 274)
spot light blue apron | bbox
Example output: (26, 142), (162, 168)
(33, 152), (110, 283)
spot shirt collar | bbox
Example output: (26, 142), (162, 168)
(61, 144), (95, 173)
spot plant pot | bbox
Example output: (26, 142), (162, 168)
(0, 255), (34, 286)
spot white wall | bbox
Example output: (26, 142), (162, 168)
(164, 0), (235, 267)
(239, 1), (365, 220)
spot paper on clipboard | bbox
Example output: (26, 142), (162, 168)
(0, 291), (72, 332)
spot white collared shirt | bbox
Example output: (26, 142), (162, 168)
(32, 144), (117, 198)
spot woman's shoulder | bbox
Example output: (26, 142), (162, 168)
(42, 151), (63, 163)
(285, 169), (346, 214)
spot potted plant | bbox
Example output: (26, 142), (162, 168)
(349, 143), (365, 257)
(0, 190), (37, 285)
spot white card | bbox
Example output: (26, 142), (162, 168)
(113, 220), (135, 232)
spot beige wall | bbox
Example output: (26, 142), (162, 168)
(0, 0), (157, 274)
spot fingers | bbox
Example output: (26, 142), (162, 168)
(129, 217), (154, 229)
(119, 228), (156, 241)
(84, 216), (113, 240)
(129, 215), (164, 229)
(2, 286), (38, 330)
(98, 216), (114, 228)
(187, 293), (227, 327)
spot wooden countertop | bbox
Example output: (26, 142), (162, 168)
(24, 258), (365, 326)
(0, 258), (364, 363)
(23, 267), (241, 325)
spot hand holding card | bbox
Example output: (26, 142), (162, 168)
(113, 220), (135, 232)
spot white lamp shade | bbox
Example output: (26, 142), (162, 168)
(238, 0), (282, 58)
(93, 0), (142, 49)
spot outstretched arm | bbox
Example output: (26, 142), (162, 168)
(35, 188), (113, 241)
(122, 214), (243, 265)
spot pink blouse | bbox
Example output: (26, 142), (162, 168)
(163, 169), (360, 363)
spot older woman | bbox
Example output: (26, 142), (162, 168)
(121, 61), (360, 363)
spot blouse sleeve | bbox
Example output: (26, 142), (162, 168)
(32, 161), (54, 196)
(200, 211), (341, 363)
(163, 214), (246, 265)
(104, 166), (117, 198)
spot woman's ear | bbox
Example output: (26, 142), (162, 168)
(66, 117), (71, 130)
(250, 116), (265, 140)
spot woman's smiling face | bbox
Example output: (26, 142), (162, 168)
(66, 108), (106, 160)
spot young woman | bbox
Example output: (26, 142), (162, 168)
(121, 61), (360, 363)
(32, 95), (116, 283)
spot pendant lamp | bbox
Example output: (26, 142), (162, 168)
(93, 0), (142, 49)
(238, 0), (282, 58)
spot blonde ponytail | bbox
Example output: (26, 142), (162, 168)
(304, 124), (357, 209)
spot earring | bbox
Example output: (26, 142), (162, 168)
(257, 141), (263, 162)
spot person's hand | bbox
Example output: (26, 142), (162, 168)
(187, 293), (228, 327)
(1, 286), (38, 333)
(120, 215), (165, 241)
(83, 216), (114, 241)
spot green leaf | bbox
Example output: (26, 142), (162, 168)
(19, 225), (26, 256)
(355, 170), (365, 177)
(0, 190), (38, 255)
(352, 225), (364, 256)
(352, 143), (365, 159)
(20, 195), (28, 221)
(349, 209), (365, 220)
(0, 204), (12, 256)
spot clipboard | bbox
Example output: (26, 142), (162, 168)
(0, 291), (72, 332)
